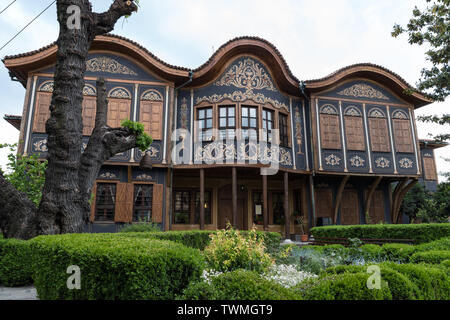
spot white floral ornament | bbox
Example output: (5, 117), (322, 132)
(350, 155), (365, 167)
(375, 157), (390, 168)
(325, 154), (341, 166)
(399, 158), (413, 169)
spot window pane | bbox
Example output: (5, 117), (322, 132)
(220, 118), (227, 127)
(228, 117), (235, 127)
(206, 108), (212, 118)
(206, 119), (212, 128)
(250, 108), (256, 118)
(250, 118), (257, 128)
(242, 118), (248, 127)
(228, 107), (235, 116)
(242, 107), (248, 117)
(199, 109), (205, 119)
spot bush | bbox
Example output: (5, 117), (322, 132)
(310, 223), (450, 244)
(29, 234), (205, 300)
(120, 230), (281, 252)
(0, 239), (33, 287)
(410, 250), (450, 264)
(204, 227), (274, 273)
(360, 244), (383, 260)
(297, 272), (392, 300)
(323, 265), (419, 300)
(119, 222), (162, 233)
(383, 262), (450, 300)
(181, 269), (299, 300)
(379, 243), (417, 263)
(416, 237), (450, 251)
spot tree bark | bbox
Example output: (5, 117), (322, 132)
(0, 0), (138, 239)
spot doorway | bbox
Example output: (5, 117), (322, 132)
(218, 184), (248, 230)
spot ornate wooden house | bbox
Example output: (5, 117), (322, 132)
(2, 35), (444, 237)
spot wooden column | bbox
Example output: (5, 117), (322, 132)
(263, 174), (268, 231)
(364, 176), (383, 224)
(200, 169), (205, 230)
(284, 172), (290, 239)
(333, 175), (350, 224)
(232, 167), (237, 229)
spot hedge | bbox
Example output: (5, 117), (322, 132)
(181, 269), (299, 300)
(119, 230), (282, 253)
(297, 272), (392, 300)
(323, 265), (420, 300)
(410, 251), (450, 264)
(310, 223), (450, 244)
(416, 237), (450, 251)
(0, 239), (33, 287)
(29, 234), (205, 300)
(383, 262), (450, 300)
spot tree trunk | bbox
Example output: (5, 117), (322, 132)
(0, 0), (138, 239)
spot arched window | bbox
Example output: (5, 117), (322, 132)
(319, 104), (341, 150)
(368, 107), (390, 152)
(140, 89), (163, 140)
(392, 109), (413, 153)
(107, 87), (132, 128)
(344, 106), (365, 151)
(81, 84), (97, 136)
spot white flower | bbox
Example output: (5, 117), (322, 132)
(264, 264), (318, 288)
(201, 269), (223, 284)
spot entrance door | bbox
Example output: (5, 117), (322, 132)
(341, 190), (360, 225)
(218, 184), (247, 230)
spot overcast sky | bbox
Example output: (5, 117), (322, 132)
(0, 0), (448, 181)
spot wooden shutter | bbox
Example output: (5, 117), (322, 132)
(320, 114), (342, 150)
(114, 183), (134, 223)
(90, 182), (97, 222)
(345, 116), (366, 151)
(33, 92), (52, 133)
(366, 190), (385, 224)
(152, 184), (164, 223)
(341, 190), (359, 225)
(369, 118), (390, 152)
(140, 100), (163, 140)
(393, 119), (414, 153)
(315, 189), (333, 218)
(82, 96), (97, 136)
(107, 98), (131, 128)
(423, 158), (438, 181)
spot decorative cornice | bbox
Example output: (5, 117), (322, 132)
(141, 90), (163, 101)
(108, 87), (131, 99)
(392, 110), (409, 120)
(86, 56), (137, 75)
(344, 106), (362, 117)
(337, 84), (389, 100)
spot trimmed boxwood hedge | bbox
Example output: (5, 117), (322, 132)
(181, 269), (299, 300)
(310, 223), (450, 244)
(0, 239), (33, 287)
(29, 234), (205, 300)
(119, 230), (282, 253)
(410, 250), (450, 264)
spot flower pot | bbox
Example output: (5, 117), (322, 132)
(301, 234), (309, 242)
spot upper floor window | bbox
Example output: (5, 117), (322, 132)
(279, 113), (289, 147)
(319, 104), (341, 150)
(107, 87), (132, 128)
(219, 106), (236, 141)
(140, 90), (164, 140)
(344, 106), (365, 151)
(368, 108), (390, 153)
(197, 107), (213, 141)
(262, 108), (274, 143)
(241, 105), (258, 141)
(391, 110), (413, 153)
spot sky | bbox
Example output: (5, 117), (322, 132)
(0, 0), (448, 181)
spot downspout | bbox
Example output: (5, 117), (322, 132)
(169, 70), (194, 231)
(299, 81), (317, 229)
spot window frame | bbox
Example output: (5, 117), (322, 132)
(195, 106), (214, 142)
(173, 188), (213, 225)
(94, 182), (117, 222)
(132, 183), (154, 222)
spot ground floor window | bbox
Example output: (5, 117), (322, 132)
(272, 192), (285, 225)
(133, 184), (153, 222)
(252, 191), (285, 225)
(95, 183), (117, 222)
(173, 189), (212, 225)
(253, 192), (264, 225)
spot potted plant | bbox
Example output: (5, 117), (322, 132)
(295, 214), (309, 242)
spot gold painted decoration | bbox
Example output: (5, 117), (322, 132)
(349, 155), (365, 167)
(108, 87), (131, 99)
(39, 81), (54, 92)
(375, 157), (390, 168)
(215, 58), (276, 94)
(423, 153), (432, 157)
(392, 110), (409, 120)
(99, 172), (118, 179)
(338, 84), (389, 100)
(344, 106), (362, 117)
(399, 158), (414, 169)
(196, 90), (289, 112)
(141, 90), (163, 101)
(135, 174), (154, 181)
(320, 104), (339, 115)
(83, 84), (97, 96)
(368, 108), (386, 118)
(179, 98), (189, 129)
(294, 106), (303, 155)
(325, 154), (341, 166)
(86, 57), (137, 75)
(33, 139), (48, 152)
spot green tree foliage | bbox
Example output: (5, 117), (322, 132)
(0, 143), (46, 206)
(417, 182), (450, 223)
(120, 119), (153, 151)
(400, 183), (429, 223)
(392, 0), (450, 141)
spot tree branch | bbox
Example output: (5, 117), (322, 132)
(93, 0), (138, 36)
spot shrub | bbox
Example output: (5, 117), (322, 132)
(287, 247), (347, 274)
(410, 250), (450, 264)
(0, 239), (33, 287)
(360, 244), (383, 260)
(416, 237), (450, 251)
(119, 222), (162, 233)
(383, 262), (450, 300)
(204, 226), (274, 273)
(297, 272), (392, 300)
(379, 243), (417, 263)
(181, 269), (299, 300)
(310, 223), (450, 244)
(323, 264), (419, 300)
(29, 234), (205, 300)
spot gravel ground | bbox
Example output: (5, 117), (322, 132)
(0, 286), (38, 300)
